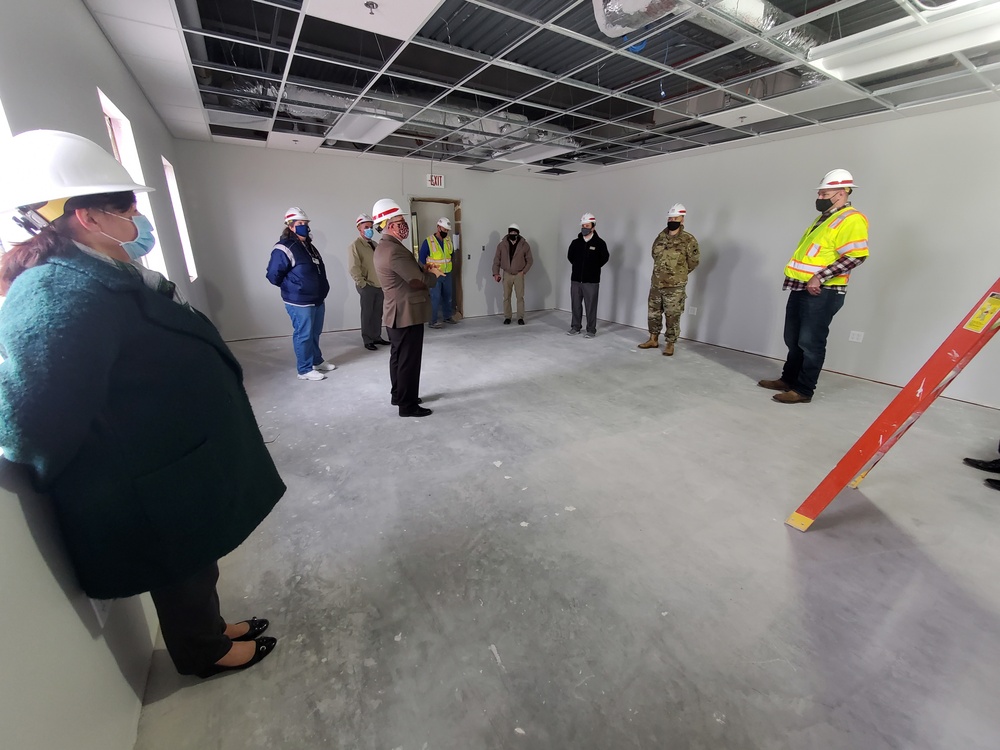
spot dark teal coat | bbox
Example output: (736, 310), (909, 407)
(0, 250), (285, 598)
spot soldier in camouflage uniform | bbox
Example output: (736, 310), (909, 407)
(637, 203), (699, 356)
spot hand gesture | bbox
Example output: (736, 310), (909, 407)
(428, 263), (446, 278)
(493, 274), (501, 283)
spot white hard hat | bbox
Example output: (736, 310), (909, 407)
(581, 212), (597, 225)
(436, 217), (451, 231)
(0, 129), (150, 226)
(816, 169), (856, 190)
(508, 223), (520, 232)
(284, 206), (309, 223)
(372, 198), (403, 227)
(356, 213), (373, 226)
(667, 203), (687, 218)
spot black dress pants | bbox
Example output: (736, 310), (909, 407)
(149, 562), (231, 675)
(387, 324), (424, 414)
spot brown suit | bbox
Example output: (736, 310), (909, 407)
(493, 236), (533, 320)
(375, 234), (437, 327)
(374, 233), (438, 414)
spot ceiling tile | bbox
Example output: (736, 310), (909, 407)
(94, 13), (187, 62)
(84, 0), (176, 28)
(699, 102), (784, 128)
(266, 131), (326, 152)
(307, 0), (441, 42)
(164, 119), (211, 140)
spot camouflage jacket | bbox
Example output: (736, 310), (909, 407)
(650, 229), (699, 288)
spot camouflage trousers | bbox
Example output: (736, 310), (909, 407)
(647, 285), (686, 342)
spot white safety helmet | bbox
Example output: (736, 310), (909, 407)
(284, 206), (309, 224)
(436, 217), (452, 231)
(508, 223), (520, 232)
(356, 213), (373, 226)
(0, 129), (150, 231)
(816, 169), (856, 191)
(371, 198), (404, 229)
(581, 212), (597, 226)
(667, 203), (687, 218)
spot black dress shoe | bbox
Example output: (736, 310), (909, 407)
(517, 319), (525, 325)
(230, 617), (269, 642)
(399, 406), (432, 417)
(196, 636), (277, 678)
(985, 478), (1000, 491)
(503, 318), (511, 325)
(963, 457), (1000, 473)
(375, 338), (390, 345)
(391, 397), (422, 406)
(365, 343), (378, 351)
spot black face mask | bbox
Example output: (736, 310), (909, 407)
(667, 221), (682, 232)
(440, 230), (449, 238)
(508, 233), (519, 241)
(815, 197), (835, 213)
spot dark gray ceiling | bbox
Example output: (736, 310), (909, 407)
(176, 0), (1000, 174)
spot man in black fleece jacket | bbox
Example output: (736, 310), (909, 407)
(567, 211), (610, 338)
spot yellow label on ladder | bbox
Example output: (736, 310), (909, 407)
(963, 293), (1000, 333)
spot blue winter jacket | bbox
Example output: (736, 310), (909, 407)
(266, 235), (330, 306)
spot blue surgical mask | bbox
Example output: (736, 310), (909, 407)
(102, 212), (157, 260)
(363, 227), (374, 240)
(294, 224), (310, 238)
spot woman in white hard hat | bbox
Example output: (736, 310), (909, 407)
(0, 130), (284, 678)
(266, 207), (336, 380)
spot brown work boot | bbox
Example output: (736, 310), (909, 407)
(772, 390), (811, 404)
(757, 378), (790, 391)
(663, 341), (675, 356)
(637, 335), (658, 349)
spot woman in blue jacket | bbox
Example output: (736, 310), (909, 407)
(0, 131), (285, 679)
(266, 207), (336, 380)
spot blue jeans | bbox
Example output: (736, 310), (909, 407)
(780, 289), (845, 398)
(285, 302), (325, 374)
(430, 273), (453, 323)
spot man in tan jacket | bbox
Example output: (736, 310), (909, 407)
(492, 223), (533, 325)
(349, 213), (390, 351)
(371, 198), (444, 418)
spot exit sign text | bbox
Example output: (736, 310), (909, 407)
(426, 174), (444, 189)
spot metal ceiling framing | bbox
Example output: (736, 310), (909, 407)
(168, 0), (1000, 174)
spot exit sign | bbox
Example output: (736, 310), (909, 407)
(426, 173), (444, 189)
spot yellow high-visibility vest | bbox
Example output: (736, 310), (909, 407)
(426, 235), (453, 273)
(784, 206), (869, 286)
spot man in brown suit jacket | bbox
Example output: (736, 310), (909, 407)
(371, 198), (444, 418)
(492, 223), (533, 325)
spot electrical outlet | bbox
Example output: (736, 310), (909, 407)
(849, 331), (864, 343)
(467, 254), (471, 260)
(481, 245), (485, 252)
(688, 306), (697, 316)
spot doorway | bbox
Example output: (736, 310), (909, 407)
(410, 197), (463, 318)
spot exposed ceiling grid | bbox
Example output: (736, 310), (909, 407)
(83, 0), (1000, 176)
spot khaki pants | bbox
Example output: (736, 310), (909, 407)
(503, 271), (525, 320)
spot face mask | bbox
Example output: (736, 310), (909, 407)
(102, 212), (156, 260)
(815, 197), (835, 213)
(393, 221), (410, 241)
(440, 230), (449, 238)
(667, 221), (682, 232)
(294, 224), (310, 238)
(363, 228), (374, 239)
(582, 227), (593, 238)
(508, 233), (519, 241)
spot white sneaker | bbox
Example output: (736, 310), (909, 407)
(584, 332), (595, 339)
(298, 370), (326, 381)
(313, 361), (337, 372)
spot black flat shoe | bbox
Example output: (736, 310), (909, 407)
(365, 343), (378, 351)
(196, 636), (277, 678)
(230, 617), (269, 642)
(400, 406), (432, 417)
(517, 319), (525, 325)
(503, 318), (511, 325)
(375, 339), (390, 345)
(391, 397), (422, 406)
(963, 457), (1000, 473)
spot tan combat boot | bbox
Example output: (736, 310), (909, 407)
(663, 341), (675, 356)
(637, 335), (659, 349)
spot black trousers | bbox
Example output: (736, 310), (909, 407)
(149, 562), (231, 675)
(357, 285), (384, 345)
(387, 324), (424, 413)
(779, 288), (846, 398)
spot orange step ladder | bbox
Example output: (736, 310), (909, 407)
(786, 277), (1000, 531)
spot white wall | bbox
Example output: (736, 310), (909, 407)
(0, 1), (182, 748)
(173, 141), (561, 340)
(556, 100), (1000, 409)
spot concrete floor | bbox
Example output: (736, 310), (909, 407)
(134, 311), (1000, 750)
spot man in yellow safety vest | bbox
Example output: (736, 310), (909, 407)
(758, 168), (869, 404)
(419, 217), (455, 329)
